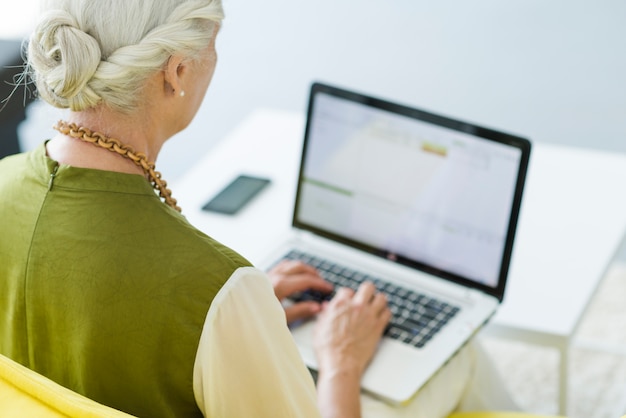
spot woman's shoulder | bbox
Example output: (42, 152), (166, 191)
(0, 144), (38, 172)
(153, 206), (253, 270)
(0, 143), (49, 190)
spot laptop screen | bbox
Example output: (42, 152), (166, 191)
(293, 82), (531, 300)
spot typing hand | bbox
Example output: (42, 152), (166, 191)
(268, 259), (333, 324)
(313, 282), (391, 377)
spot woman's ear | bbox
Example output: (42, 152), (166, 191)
(163, 54), (187, 97)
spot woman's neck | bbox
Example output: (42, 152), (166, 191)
(46, 106), (166, 175)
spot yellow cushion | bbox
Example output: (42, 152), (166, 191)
(2, 352), (571, 418)
(449, 413), (563, 418)
(0, 354), (135, 417)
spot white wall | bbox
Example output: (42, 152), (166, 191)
(156, 0), (626, 180)
(15, 0), (626, 182)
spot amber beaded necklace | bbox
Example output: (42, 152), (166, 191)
(53, 120), (181, 212)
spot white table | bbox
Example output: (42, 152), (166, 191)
(172, 108), (626, 415)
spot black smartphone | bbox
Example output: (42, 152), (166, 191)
(201, 175), (271, 215)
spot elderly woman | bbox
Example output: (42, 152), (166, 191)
(0, 0), (389, 417)
(0, 0), (519, 417)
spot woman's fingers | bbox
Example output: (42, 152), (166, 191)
(353, 281), (377, 305)
(268, 260), (333, 300)
(284, 301), (323, 323)
(271, 259), (318, 275)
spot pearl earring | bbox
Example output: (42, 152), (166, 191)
(180, 90), (185, 97)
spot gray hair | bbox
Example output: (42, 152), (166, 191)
(27, 0), (223, 112)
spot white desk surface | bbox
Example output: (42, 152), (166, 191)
(173, 108), (626, 346)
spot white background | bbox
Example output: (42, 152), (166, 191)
(5, 0), (624, 178)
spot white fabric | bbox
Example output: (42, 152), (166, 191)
(192, 267), (321, 418)
(361, 344), (472, 418)
(455, 334), (521, 413)
(360, 335), (520, 418)
(192, 267), (518, 418)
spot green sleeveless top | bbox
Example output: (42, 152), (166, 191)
(0, 143), (251, 417)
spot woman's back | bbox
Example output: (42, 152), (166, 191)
(0, 144), (250, 417)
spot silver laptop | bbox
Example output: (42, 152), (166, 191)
(260, 82), (531, 405)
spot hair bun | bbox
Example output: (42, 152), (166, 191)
(26, 0), (224, 113)
(28, 9), (102, 110)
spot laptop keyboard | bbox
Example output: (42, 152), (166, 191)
(279, 249), (461, 349)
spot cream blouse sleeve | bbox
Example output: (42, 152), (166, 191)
(192, 266), (322, 418)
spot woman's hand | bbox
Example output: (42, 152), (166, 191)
(267, 260), (333, 324)
(313, 282), (391, 418)
(313, 282), (391, 376)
